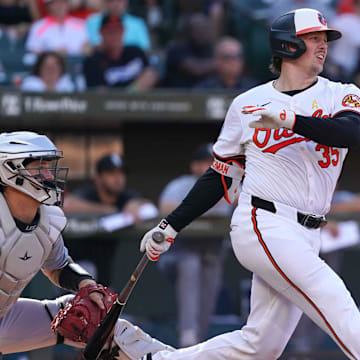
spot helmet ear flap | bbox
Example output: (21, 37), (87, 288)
(269, 30), (306, 59)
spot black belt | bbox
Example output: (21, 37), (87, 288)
(251, 196), (327, 229)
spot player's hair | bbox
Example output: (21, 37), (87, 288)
(269, 56), (282, 74)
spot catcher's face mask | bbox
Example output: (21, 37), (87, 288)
(0, 131), (68, 206)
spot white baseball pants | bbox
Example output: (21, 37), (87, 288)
(153, 192), (360, 360)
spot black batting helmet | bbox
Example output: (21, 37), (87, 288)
(270, 8), (342, 59)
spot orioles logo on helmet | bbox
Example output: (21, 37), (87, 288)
(318, 13), (327, 26)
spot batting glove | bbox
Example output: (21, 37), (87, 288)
(140, 219), (177, 261)
(242, 103), (296, 130)
(113, 319), (175, 360)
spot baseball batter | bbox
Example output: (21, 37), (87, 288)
(138, 8), (360, 360)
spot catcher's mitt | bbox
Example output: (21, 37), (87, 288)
(51, 283), (118, 343)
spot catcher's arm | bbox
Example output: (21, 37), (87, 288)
(43, 258), (105, 310)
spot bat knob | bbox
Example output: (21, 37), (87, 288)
(152, 231), (165, 243)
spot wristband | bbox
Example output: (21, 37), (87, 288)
(58, 262), (94, 292)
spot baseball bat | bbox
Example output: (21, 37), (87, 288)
(83, 231), (165, 360)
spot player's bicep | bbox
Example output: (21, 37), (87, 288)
(42, 235), (69, 271)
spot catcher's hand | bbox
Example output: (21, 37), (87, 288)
(51, 283), (118, 343)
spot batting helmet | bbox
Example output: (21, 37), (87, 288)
(270, 8), (342, 59)
(0, 131), (68, 206)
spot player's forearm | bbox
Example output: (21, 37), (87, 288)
(293, 111), (360, 148)
(166, 168), (228, 231)
(330, 199), (360, 213)
(43, 259), (95, 291)
(132, 67), (158, 90)
(63, 195), (117, 214)
(28, 0), (40, 21)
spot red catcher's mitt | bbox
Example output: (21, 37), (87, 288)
(51, 284), (118, 343)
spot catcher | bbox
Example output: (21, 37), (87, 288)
(0, 131), (169, 359)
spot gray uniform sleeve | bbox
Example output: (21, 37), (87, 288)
(42, 234), (69, 271)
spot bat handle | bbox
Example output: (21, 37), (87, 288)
(152, 231), (165, 243)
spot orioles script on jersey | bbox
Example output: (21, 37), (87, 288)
(252, 109), (332, 154)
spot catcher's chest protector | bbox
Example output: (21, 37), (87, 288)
(0, 194), (66, 318)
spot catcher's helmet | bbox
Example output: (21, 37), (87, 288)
(0, 131), (68, 206)
(270, 8), (341, 59)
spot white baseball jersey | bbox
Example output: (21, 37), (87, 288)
(0, 193), (68, 318)
(213, 76), (360, 215)
(152, 76), (360, 360)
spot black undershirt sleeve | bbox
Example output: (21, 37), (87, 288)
(294, 111), (360, 148)
(166, 168), (230, 232)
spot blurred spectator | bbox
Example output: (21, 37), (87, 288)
(336, 0), (357, 14)
(67, 0), (101, 18)
(330, 191), (360, 212)
(64, 153), (156, 218)
(144, 0), (163, 31)
(266, 0), (335, 23)
(0, 0), (40, 62)
(0, 0), (40, 24)
(327, 0), (360, 81)
(195, 36), (257, 90)
(63, 152), (157, 286)
(176, 0), (228, 39)
(83, 13), (158, 90)
(25, 0), (90, 56)
(36, 0), (101, 18)
(157, 143), (234, 347)
(86, 0), (151, 50)
(21, 51), (75, 92)
(163, 13), (216, 88)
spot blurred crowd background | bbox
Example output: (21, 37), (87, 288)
(3, 0), (360, 360)
(1, 0), (360, 92)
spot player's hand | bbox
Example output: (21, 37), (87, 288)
(51, 283), (117, 343)
(78, 279), (105, 310)
(140, 219), (177, 261)
(242, 103), (296, 130)
(112, 319), (175, 360)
